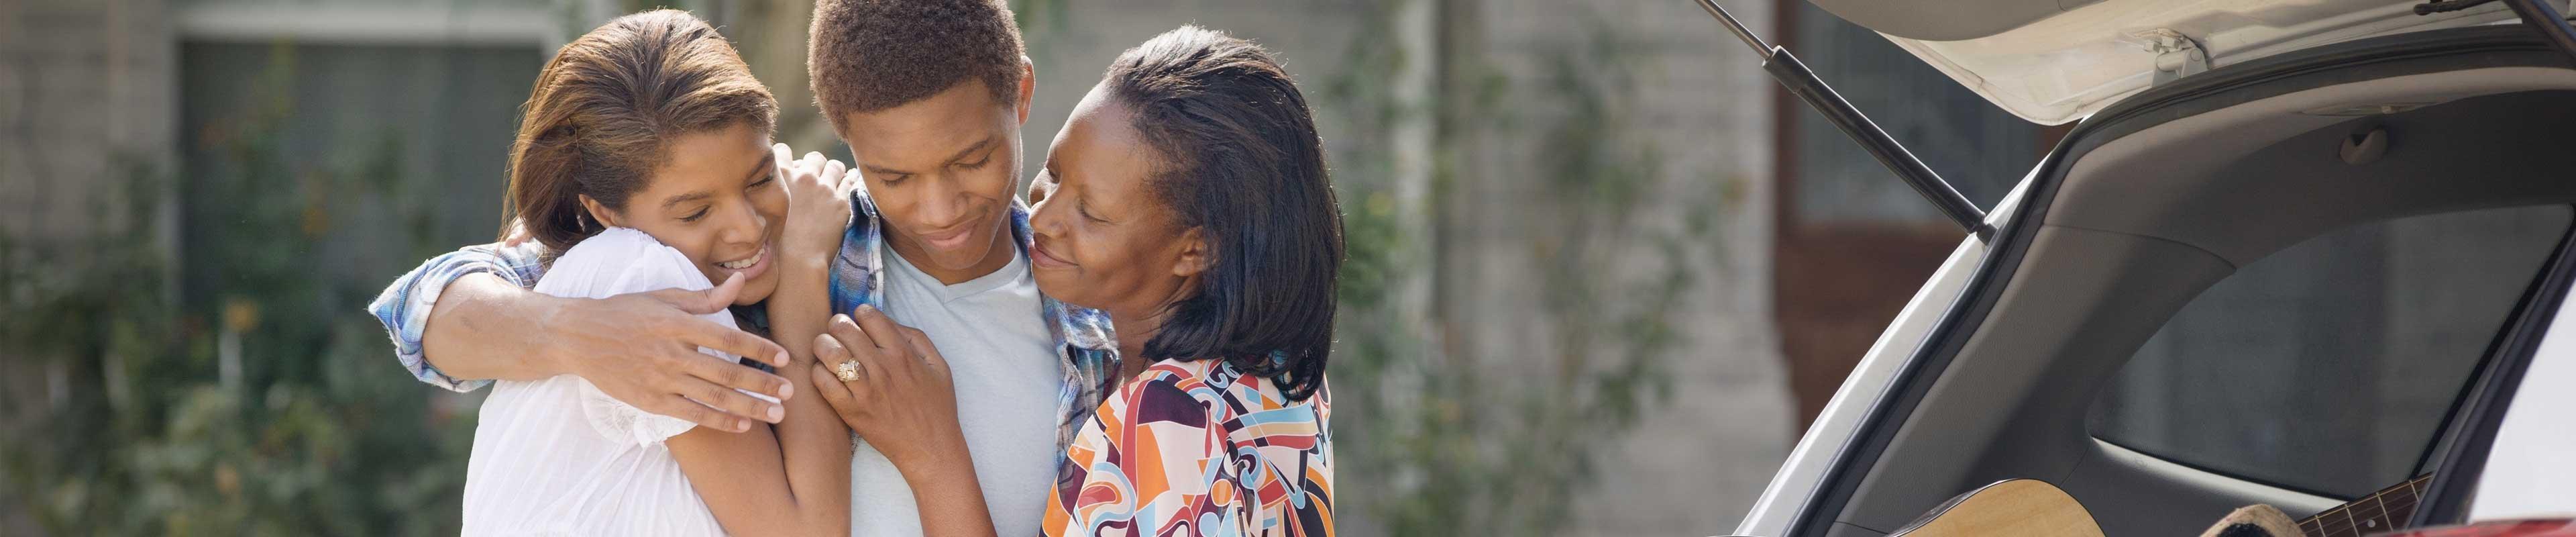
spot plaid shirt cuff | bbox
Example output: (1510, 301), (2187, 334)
(364, 242), (544, 393)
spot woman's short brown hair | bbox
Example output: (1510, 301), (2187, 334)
(502, 9), (778, 254)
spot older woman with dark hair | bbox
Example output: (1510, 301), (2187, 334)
(808, 24), (1340, 536)
(1026, 24), (1339, 536)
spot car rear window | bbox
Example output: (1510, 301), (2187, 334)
(2088, 205), (2573, 499)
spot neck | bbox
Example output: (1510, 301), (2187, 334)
(895, 221), (1017, 285)
(1110, 309), (1164, 381)
(2295, 473), (2433, 537)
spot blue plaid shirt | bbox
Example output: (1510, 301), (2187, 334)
(364, 189), (1123, 448)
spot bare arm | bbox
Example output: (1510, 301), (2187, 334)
(668, 146), (861, 536)
(656, 262), (851, 536)
(415, 272), (570, 381)
(667, 239), (852, 536)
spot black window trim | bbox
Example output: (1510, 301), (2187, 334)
(2411, 206), (2576, 526)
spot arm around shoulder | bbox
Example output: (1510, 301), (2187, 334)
(364, 241), (547, 391)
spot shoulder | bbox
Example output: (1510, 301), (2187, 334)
(1095, 361), (1211, 429)
(848, 184), (883, 231)
(536, 228), (710, 299)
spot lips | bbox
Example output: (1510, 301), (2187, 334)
(1030, 237), (1075, 268)
(712, 243), (772, 281)
(918, 224), (976, 250)
(715, 245), (764, 269)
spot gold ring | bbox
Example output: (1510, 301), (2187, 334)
(834, 360), (861, 382)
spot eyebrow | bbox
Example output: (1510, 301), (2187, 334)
(742, 152), (777, 185)
(660, 191), (713, 211)
(860, 136), (996, 177)
(659, 153), (776, 211)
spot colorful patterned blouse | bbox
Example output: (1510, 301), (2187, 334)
(1046, 359), (1334, 536)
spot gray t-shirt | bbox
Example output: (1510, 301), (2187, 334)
(849, 248), (1063, 536)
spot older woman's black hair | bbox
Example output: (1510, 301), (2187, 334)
(1105, 26), (1342, 401)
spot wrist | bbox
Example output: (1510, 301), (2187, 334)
(531, 295), (586, 377)
(782, 219), (843, 258)
(885, 431), (973, 481)
(784, 250), (832, 274)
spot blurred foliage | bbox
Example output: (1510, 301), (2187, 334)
(1326, 3), (1716, 535)
(1008, 0), (1074, 56)
(0, 45), (474, 535)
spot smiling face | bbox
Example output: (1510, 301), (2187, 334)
(1026, 83), (1206, 322)
(580, 121), (786, 305)
(835, 75), (1032, 284)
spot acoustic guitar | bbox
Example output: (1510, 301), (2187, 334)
(1890, 473), (2435, 537)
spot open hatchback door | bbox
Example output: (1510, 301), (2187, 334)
(1813, 0), (2534, 124)
(1707, 1), (2576, 536)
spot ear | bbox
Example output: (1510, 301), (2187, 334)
(1014, 56), (1037, 125)
(577, 194), (621, 229)
(1170, 226), (1212, 278)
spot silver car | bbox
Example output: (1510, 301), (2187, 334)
(1716, 0), (2576, 535)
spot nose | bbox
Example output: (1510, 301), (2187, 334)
(717, 195), (767, 247)
(1028, 187), (1065, 238)
(917, 175), (967, 230)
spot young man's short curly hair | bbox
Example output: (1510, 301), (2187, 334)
(807, 0), (1026, 127)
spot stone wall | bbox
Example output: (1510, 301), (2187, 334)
(0, 1), (174, 533)
(1439, 0), (1792, 533)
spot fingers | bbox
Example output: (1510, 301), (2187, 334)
(821, 158), (848, 189)
(656, 305), (788, 367)
(828, 312), (882, 354)
(501, 219), (533, 247)
(653, 394), (753, 434)
(702, 273), (745, 311)
(850, 305), (906, 354)
(674, 371), (786, 426)
(800, 151), (827, 180)
(678, 348), (793, 401)
(814, 331), (865, 383)
(646, 273), (742, 315)
(806, 362), (866, 424)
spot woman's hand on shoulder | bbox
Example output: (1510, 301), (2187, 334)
(804, 305), (968, 473)
(775, 144), (857, 266)
(552, 273), (795, 432)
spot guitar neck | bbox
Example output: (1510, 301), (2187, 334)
(2294, 473), (2434, 537)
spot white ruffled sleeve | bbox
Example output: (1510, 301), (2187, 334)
(530, 228), (778, 446)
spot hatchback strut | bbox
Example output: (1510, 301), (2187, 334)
(1690, 0), (1991, 237)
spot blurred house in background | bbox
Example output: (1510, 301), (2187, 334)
(0, 0), (2053, 535)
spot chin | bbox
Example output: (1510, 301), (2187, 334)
(1029, 268), (1099, 309)
(734, 275), (780, 306)
(924, 228), (1009, 269)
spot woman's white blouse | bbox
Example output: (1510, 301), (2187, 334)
(460, 228), (771, 536)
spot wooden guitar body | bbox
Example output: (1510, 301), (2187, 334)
(1890, 479), (2106, 537)
(1886, 474), (2430, 537)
